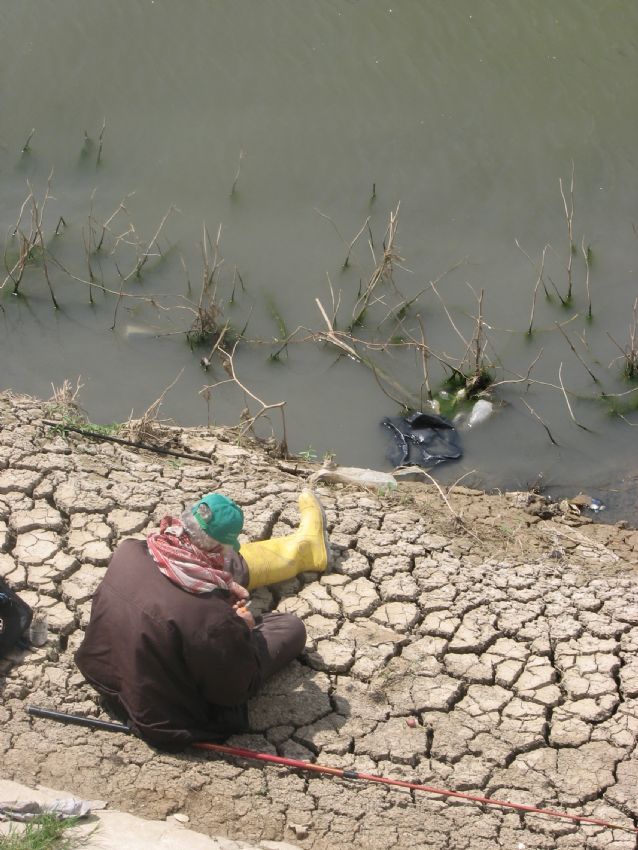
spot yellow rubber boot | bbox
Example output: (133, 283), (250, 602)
(240, 490), (330, 590)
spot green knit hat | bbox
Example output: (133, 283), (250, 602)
(191, 493), (244, 551)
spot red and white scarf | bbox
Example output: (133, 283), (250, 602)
(147, 516), (247, 602)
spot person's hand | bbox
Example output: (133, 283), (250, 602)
(233, 600), (255, 629)
(229, 581), (249, 602)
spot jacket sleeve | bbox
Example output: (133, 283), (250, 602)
(184, 611), (262, 707)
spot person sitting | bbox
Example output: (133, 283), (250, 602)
(75, 489), (330, 750)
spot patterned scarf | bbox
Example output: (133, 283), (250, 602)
(147, 516), (247, 602)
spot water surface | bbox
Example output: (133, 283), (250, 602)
(1, 1), (637, 515)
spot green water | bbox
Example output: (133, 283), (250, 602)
(1, 1), (637, 512)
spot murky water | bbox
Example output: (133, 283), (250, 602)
(1, 1), (637, 516)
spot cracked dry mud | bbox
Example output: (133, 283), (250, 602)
(1, 391), (638, 850)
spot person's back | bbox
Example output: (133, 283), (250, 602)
(76, 490), (329, 749)
(75, 538), (261, 749)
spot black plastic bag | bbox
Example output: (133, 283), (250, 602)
(382, 411), (463, 468)
(0, 578), (33, 657)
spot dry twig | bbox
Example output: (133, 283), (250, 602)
(581, 236), (592, 319)
(200, 342), (289, 455)
(351, 204), (404, 328)
(559, 162), (575, 301)
(520, 398), (559, 446)
(557, 362), (591, 432)
(121, 369), (184, 445)
(230, 149), (245, 196)
(554, 319), (599, 383)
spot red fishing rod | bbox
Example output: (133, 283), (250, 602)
(27, 706), (637, 835)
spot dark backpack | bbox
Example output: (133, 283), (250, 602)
(0, 578), (33, 657)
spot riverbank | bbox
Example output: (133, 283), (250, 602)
(1, 390), (637, 850)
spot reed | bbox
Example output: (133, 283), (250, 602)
(606, 297), (638, 381)
(125, 205), (176, 281)
(230, 149), (245, 196)
(2, 173), (59, 307)
(187, 222), (227, 348)
(350, 203), (403, 330)
(21, 128), (35, 154)
(554, 319), (599, 383)
(79, 129), (94, 163)
(1, 158), (636, 458)
(266, 294), (289, 342)
(581, 237), (593, 320)
(96, 118), (106, 166)
(559, 161), (575, 302)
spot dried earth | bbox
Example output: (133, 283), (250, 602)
(1, 391), (638, 850)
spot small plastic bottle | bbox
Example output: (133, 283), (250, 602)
(29, 612), (49, 647)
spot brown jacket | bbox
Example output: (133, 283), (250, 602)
(75, 539), (261, 749)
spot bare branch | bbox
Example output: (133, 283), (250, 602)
(581, 236), (592, 319)
(558, 362), (591, 432)
(230, 149), (245, 196)
(96, 118), (106, 166)
(554, 321), (599, 383)
(352, 203), (403, 327)
(343, 216), (371, 268)
(430, 276), (469, 348)
(202, 341), (289, 455)
(314, 208), (345, 245)
(490, 349), (545, 390)
(521, 398), (559, 446)
(21, 128), (36, 153)
(124, 205), (176, 281)
(559, 161), (575, 300)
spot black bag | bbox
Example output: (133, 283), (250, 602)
(382, 411), (463, 468)
(0, 578), (33, 657)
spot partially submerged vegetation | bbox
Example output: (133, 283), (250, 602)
(2, 137), (638, 457)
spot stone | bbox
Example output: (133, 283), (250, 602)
(305, 638), (354, 673)
(250, 664), (332, 731)
(417, 585), (457, 612)
(356, 529), (400, 559)
(334, 549), (370, 579)
(9, 504), (65, 533)
(444, 652), (494, 683)
(296, 583), (340, 618)
(370, 601), (420, 633)
(0, 553), (26, 587)
(13, 530), (60, 565)
(619, 656), (638, 697)
(420, 610), (460, 638)
(379, 573), (419, 602)
(448, 609), (499, 653)
(54, 477), (115, 513)
(107, 508), (148, 537)
(402, 635), (448, 662)
(355, 717), (427, 765)
(605, 757), (638, 817)
(46, 600), (76, 634)
(0, 469), (41, 495)
(61, 565), (106, 608)
(303, 613), (339, 646)
(459, 684), (512, 716)
(330, 577), (379, 617)
(369, 555), (412, 581)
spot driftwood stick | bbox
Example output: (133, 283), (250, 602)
(521, 399), (559, 446)
(554, 320), (599, 383)
(42, 420), (211, 463)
